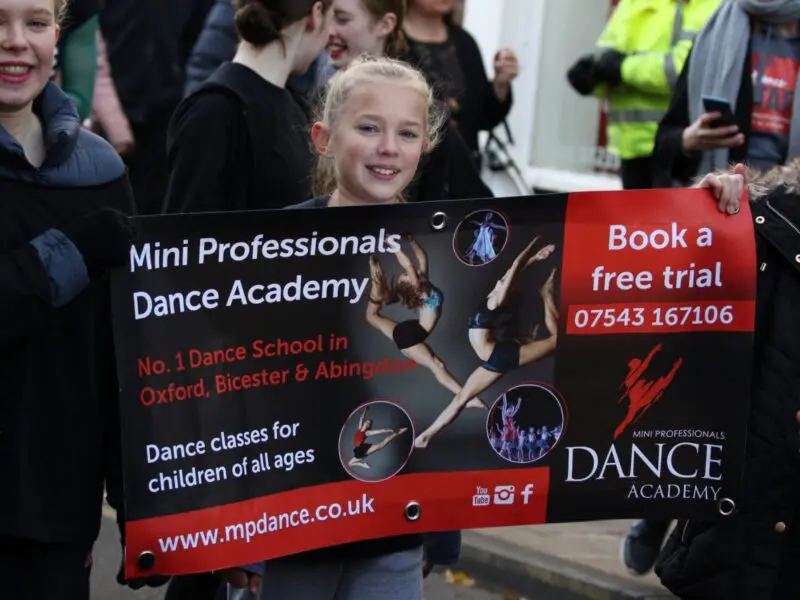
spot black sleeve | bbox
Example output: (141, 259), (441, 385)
(0, 244), (55, 343)
(98, 177), (137, 525)
(652, 48), (701, 187)
(457, 28), (512, 132)
(163, 91), (249, 214)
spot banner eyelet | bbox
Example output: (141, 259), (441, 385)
(431, 212), (447, 231)
(755, 216), (766, 224)
(717, 498), (736, 517)
(137, 550), (156, 571)
(404, 501), (422, 522)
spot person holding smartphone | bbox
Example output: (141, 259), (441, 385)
(654, 0), (800, 186)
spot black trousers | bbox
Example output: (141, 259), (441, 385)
(620, 156), (655, 190)
(0, 536), (91, 600)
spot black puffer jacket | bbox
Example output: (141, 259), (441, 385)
(655, 190), (800, 599)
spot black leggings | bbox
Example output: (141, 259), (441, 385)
(165, 572), (226, 600)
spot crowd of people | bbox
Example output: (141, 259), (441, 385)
(2, 0), (799, 599)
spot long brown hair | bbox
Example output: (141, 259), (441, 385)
(361, 0), (408, 57)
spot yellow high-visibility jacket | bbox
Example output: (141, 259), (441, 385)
(595, 0), (722, 160)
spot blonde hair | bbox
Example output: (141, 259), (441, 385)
(701, 158), (800, 202)
(312, 55), (448, 198)
(55, 0), (69, 23)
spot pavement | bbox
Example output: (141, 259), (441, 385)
(93, 502), (674, 600)
(460, 521), (677, 600)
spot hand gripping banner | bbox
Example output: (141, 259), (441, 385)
(110, 189), (757, 578)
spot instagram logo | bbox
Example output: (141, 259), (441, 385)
(493, 485), (515, 505)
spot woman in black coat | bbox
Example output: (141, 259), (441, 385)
(655, 160), (800, 600)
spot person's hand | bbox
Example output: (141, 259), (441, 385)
(595, 49), (626, 86)
(115, 561), (170, 590)
(493, 48), (519, 99)
(682, 112), (745, 153)
(567, 54), (599, 96)
(61, 207), (137, 274)
(218, 567), (262, 593)
(694, 163), (747, 214)
(113, 140), (135, 157)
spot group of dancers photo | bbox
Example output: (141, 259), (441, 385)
(346, 211), (561, 472)
(488, 395), (563, 464)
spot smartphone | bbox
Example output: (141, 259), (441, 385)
(702, 95), (736, 128)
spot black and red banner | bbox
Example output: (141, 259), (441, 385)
(110, 189), (756, 578)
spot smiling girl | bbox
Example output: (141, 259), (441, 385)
(307, 55), (447, 207)
(0, 0), (136, 598)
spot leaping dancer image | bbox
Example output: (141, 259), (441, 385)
(415, 235), (559, 448)
(367, 234), (486, 409)
(465, 212), (508, 265)
(348, 408), (408, 470)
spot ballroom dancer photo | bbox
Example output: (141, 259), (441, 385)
(367, 235), (486, 409)
(415, 235), (558, 448)
(349, 407), (409, 470)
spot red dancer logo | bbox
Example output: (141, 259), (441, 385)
(614, 344), (682, 440)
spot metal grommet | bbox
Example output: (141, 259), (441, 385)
(404, 501), (421, 522)
(774, 521), (787, 533)
(795, 254), (800, 264)
(718, 498), (736, 517)
(755, 216), (766, 224)
(430, 212), (447, 231)
(136, 550), (156, 571)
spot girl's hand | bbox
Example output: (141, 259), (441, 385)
(694, 163), (747, 215)
(493, 48), (519, 99)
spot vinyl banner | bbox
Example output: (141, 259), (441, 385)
(110, 190), (757, 578)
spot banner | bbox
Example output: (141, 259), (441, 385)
(111, 190), (756, 578)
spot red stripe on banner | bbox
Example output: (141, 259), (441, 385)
(124, 468), (550, 578)
(565, 300), (756, 335)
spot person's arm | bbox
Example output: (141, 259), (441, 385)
(91, 31), (134, 154)
(0, 206), (133, 344)
(393, 250), (422, 288)
(406, 235), (429, 278)
(596, 0), (716, 96)
(456, 29), (513, 131)
(59, 15), (99, 121)
(652, 49), (701, 185)
(183, 0), (237, 97)
(163, 92), (247, 214)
